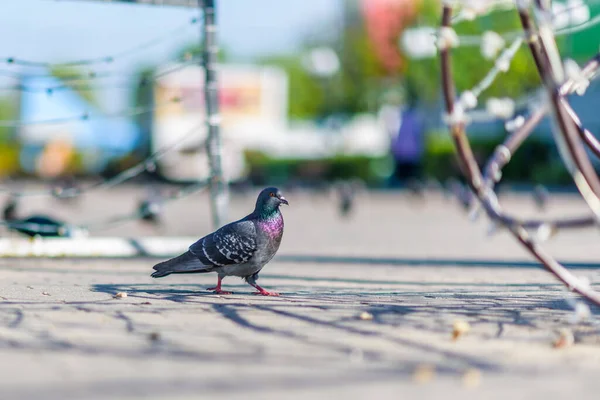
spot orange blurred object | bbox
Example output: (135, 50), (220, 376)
(36, 139), (75, 178)
(361, 0), (420, 73)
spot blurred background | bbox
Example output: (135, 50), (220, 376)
(0, 0), (598, 190)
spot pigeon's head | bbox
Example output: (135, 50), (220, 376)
(255, 187), (288, 214)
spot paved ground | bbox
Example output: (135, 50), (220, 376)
(1, 186), (600, 399)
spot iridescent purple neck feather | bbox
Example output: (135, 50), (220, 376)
(257, 209), (284, 239)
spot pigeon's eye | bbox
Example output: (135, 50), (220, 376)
(269, 192), (275, 197)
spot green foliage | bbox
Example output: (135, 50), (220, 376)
(403, 0), (542, 104)
(423, 131), (571, 184)
(259, 55), (325, 119)
(0, 143), (20, 177)
(454, 12), (541, 101)
(0, 96), (17, 144)
(259, 21), (387, 119)
(337, 25), (388, 114)
(562, 2), (600, 62)
(244, 134), (570, 185)
(401, 0), (442, 104)
(0, 96), (24, 176)
(244, 150), (388, 185)
(258, 0), (549, 116)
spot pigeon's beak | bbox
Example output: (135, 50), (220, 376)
(279, 196), (289, 205)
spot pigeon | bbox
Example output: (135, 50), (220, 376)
(532, 184), (549, 211)
(2, 197), (85, 238)
(406, 178), (425, 199)
(151, 186), (288, 296)
(50, 175), (81, 203)
(138, 188), (163, 227)
(445, 179), (473, 211)
(3, 197), (17, 221)
(335, 181), (355, 218)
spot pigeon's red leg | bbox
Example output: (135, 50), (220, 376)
(207, 276), (232, 295)
(249, 283), (279, 296)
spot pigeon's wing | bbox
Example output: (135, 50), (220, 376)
(189, 220), (257, 268)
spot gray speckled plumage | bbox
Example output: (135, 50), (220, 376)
(151, 187), (288, 296)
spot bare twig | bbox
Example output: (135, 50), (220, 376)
(439, 3), (600, 306)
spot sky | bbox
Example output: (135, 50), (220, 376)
(0, 0), (342, 110)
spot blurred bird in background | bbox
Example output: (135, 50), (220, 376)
(2, 196), (85, 238)
(532, 184), (549, 211)
(137, 187), (164, 232)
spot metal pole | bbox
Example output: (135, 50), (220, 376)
(201, 0), (228, 228)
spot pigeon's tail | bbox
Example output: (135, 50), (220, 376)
(151, 250), (209, 278)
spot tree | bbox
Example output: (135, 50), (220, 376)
(259, 18), (386, 118)
(402, 0), (542, 105)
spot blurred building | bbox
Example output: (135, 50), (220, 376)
(149, 63), (288, 182)
(18, 72), (141, 176)
(146, 61), (392, 183)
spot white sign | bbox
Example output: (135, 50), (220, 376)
(152, 63), (288, 182)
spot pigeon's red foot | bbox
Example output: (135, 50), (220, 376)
(207, 277), (230, 294)
(252, 290), (280, 296)
(208, 289), (233, 295)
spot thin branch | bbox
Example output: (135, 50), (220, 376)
(524, 1), (600, 217)
(439, 3), (600, 306)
